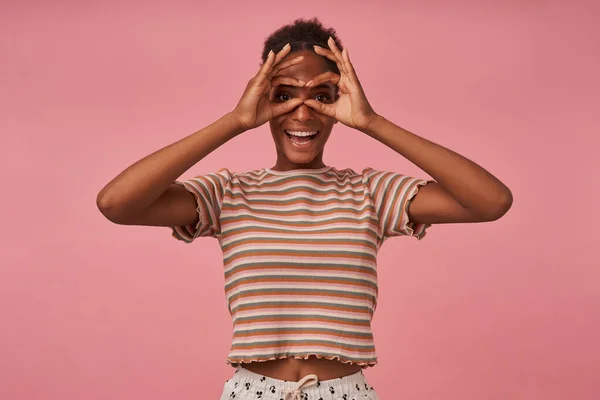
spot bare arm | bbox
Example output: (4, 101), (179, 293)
(97, 43), (306, 227)
(363, 115), (513, 224)
(306, 39), (512, 225)
(96, 113), (245, 226)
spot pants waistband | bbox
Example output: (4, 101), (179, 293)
(229, 365), (373, 399)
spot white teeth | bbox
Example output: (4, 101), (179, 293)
(285, 130), (318, 137)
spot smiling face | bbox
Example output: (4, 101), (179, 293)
(269, 50), (338, 171)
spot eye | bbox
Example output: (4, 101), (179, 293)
(314, 94), (332, 103)
(274, 92), (292, 102)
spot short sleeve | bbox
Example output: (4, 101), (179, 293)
(363, 167), (430, 241)
(170, 168), (232, 243)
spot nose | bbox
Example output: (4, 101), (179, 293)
(290, 102), (314, 123)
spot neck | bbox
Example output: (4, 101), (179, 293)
(271, 155), (326, 172)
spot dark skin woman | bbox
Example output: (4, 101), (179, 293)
(97, 33), (512, 383)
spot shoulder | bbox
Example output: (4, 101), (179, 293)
(360, 167), (390, 177)
(359, 167), (389, 185)
(325, 166), (363, 178)
(224, 168), (271, 186)
(360, 167), (417, 181)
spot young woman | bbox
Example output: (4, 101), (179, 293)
(97, 18), (512, 400)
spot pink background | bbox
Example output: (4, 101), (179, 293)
(2, 0), (599, 399)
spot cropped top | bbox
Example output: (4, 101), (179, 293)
(171, 166), (430, 368)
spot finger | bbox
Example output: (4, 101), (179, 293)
(271, 76), (306, 88)
(257, 50), (275, 78)
(259, 43), (291, 79)
(267, 78), (303, 103)
(327, 37), (347, 74)
(327, 36), (345, 65)
(315, 45), (358, 88)
(341, 47), (356, 76)
(341, 47), (361, 88)
(271, 98), (304, 118)
(313, 45), (345, 74)
(269, 55), (304, 77)
(304, 99), (336, 118)
(272, 43), (292, 67)
(305, 71), (340, 87)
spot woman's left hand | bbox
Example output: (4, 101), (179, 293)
(304, 37), (378, 131)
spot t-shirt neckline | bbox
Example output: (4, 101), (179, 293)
(263, 166), (334, 176)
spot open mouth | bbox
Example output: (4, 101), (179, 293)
(285, 130), (319, 147)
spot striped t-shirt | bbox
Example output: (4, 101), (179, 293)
(171, 166), (430, 368)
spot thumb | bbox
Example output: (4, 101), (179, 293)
(304, 99), (336, 118)
(271, 98), (304, 118)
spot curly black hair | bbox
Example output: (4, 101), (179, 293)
(261, 17), (343, 74)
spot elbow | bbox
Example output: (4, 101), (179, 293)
(482, 189), (513, 221)
(96, 188), (128, 224)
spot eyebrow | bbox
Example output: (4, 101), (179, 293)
(277, 83), (335, 91)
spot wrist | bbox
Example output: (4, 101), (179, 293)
(360, 113), (386, 137)
(224, 112), (250, 136)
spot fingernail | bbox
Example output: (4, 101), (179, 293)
(268, 50), (274, 57)
(306, 80), (313, 87)
(284, 43), (290, 48)
(298, 80), (306, 85)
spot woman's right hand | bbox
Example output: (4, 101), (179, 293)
(232, 43), (307, 131)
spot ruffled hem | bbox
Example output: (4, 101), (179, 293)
(226, 353), (377, 369)
(402, 179), (431, 240)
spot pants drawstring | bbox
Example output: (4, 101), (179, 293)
(282, 374), (319, 400)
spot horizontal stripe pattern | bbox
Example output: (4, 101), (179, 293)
(171, 166), (430, 367)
